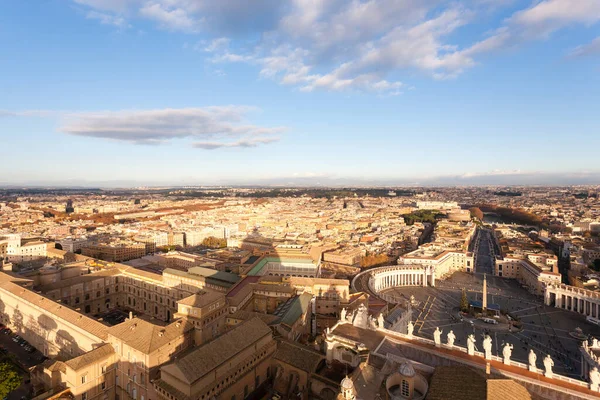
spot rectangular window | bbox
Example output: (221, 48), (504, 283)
(81, 375), (87, 384)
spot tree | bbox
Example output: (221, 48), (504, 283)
(460, 289), (469, 312)
(469, 207), (484, 221)
(0, 362), (21, 399)
(201, 236), (227, 249)
(360, 254), (389, 268)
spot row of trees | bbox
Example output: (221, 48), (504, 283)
(460, 288), (469, 312)
(202, 236), (228, 249)
(469, 207), (484, 221)
(402, 210), (444, 226)
(476, 204), (542, 226)
(360, 254), (390, 268)
(0, 362), (20, 399)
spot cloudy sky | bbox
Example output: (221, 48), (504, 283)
(1, 0), (599, 186)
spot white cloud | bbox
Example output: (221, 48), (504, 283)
(139, 2), (200, 32)
(569, 36), (600, 58)
(58, 107), (286, 148)
(73, 0), (141, 14)
(509, 0), (600, 38)
(86, 10), (128, 27)
(0, 110), (56, 118)
(203, 37), (230, 52)
(192, 136), (279, 149)
(71, 0), (600, 94)
(461, 169), (523, 178)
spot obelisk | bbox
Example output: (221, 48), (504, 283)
(482, 273), (487, 311)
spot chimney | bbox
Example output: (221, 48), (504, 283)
(129, 311), (133, 320)
(486, 362), (491, 375)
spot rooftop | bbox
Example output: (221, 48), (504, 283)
(160, 318), (271, 384)
(107, 317), (193, 354)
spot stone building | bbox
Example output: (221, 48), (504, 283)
(154, 318), (276, 400)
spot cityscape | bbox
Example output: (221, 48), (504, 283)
(2, 1), (600, 400)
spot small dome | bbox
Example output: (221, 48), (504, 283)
(341, 376), (355, 390)
(399, 361), (415, 377)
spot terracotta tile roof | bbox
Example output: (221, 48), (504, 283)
(64, 344), (114, 371)
(426, 366), (489, 400)
(330, 323), (385, 351)
(160, 318), (271, 384)
(42, 359), (67, 373)
(107, 317), (193, 354)
(178, 291), (224, 308)
(487, 379), (532, 400)
(273, 339), (324, 373)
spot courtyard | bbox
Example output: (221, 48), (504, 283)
(381, 271), (600, 378)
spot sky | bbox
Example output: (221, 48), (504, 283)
(1, 0), (600, 187)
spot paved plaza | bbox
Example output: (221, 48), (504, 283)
(382, 271), (600, 378)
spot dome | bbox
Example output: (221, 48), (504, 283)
(341, 376), (355, 390)
(399, 361), (415, 377)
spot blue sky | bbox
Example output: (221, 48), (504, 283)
(1, 0), (599, 186)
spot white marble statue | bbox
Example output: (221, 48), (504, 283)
(368, 315), (378, 330)
(593, 337), (599, 348)
(590, 367), (600, 392)
(528, 349), (537, 372)
(483, 335), (493, 360)
(543, 354), (554, 378)
(340, 308), (347, 322)
(447, 330), (456, 347)
(433, 327), (442, 347)
(467, 334), (476, 356)
(407, 321), (414, 338)
(353, 304), (369, 329)
(378, 313), (385, 329)
(502, 343), (513, 365)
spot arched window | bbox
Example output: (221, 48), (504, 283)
(401, 380), (410, 397)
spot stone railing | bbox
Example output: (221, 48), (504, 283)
(583, 343), (600, 369)
(373, 326), (596, 393)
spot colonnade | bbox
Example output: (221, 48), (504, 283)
(545, 284), (600, 319)
(370, 265), (435, 293)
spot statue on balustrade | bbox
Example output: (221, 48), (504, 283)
(590, 367), (600, 391)
(467, 334), (476, 356)
(528, 349), (537, 372)
(543, 354), (554, 378)
(377, 313), (385, 329)
(446, 330), (455, 347)
(433, 327), (442, 347)
(482, 335), (493, 360)
(502, 343), (513, 365)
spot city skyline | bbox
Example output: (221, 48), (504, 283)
(2, 0), (600, 185)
